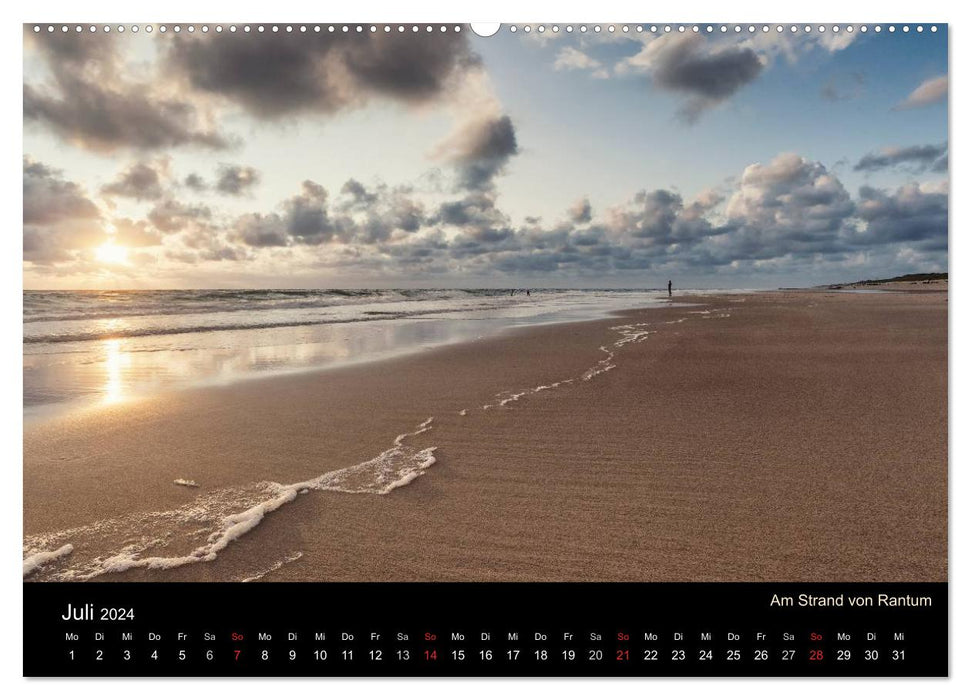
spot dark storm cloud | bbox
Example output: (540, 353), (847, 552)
(165, 29), (478, 120)
(24, 31), (229, 152)
(853, 143), (948, 174)
(215, 164), (261, 196)
(635, 34), (764, 122)
(102, 161), (168, 201)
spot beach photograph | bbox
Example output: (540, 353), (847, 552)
(22, 23), (947, 584)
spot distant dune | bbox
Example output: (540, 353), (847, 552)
(823, 272), (948, 292)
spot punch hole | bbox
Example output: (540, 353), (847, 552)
(464, 23), (497, 37)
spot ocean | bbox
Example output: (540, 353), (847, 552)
(24, 288), (672, 417)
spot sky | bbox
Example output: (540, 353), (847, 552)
(23, 23), (948, 289)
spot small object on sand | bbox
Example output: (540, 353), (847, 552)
(173, 478), (200, 488)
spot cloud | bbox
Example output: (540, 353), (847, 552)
(111, 217), (164, 247)
(854, 143), (948, 174)
(24, 142), (946, 284)
(436, 194), (514, 249)
(895, 75), (948, 110)
(341, 178), (379, 207)
(23, 157), (104, 263)
(24, 31), (229, 152)
(820, 71), (865, 102)
(231, 181), (344, 248)
(102, 160), (169, 200)
(184, 173), (208, 191)
(231, 213), (290, 248)
(165, 29), (479, 120)
(436, 114), (519, 191)
(348, 186), (426, 243)
(26, 29), (480, 154)
(607, 188), (718, 250)
(684, 188), (724, 217)
(723, 152), (855, 257)
(215, 164), (261, 196)
(147, 199), (212, 233)
(23, 157), (100, 225)
(283, 181), (343, 244)
(568, 197), (592, 224)
(854, 182), (948, 251)
(618, 34), (764, 122)
(553, 47), (609, 79)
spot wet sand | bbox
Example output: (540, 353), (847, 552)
(23, 290), (947, 582)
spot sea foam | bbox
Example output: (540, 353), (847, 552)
(23, 544), (74, 576)
(23, 419), (436, 581)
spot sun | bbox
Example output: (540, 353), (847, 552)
(94, 241), (129, 265)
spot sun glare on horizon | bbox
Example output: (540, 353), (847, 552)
(95, 241), (129, 265)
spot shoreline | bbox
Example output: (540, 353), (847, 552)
(24, 290), (682, 423)
(23, 289), (947, 582)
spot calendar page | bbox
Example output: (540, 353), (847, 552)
(22, 20), (948, 677)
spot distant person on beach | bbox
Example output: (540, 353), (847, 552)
(526, 289), (531, 297)
(668, 280), (672, 297)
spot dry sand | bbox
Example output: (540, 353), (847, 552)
(23, 290), (947, 582)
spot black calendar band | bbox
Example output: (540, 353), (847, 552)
(24, 582), (947, 677)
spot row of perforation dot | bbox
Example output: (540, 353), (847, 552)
(509, 24), (937, 34)
(31, 24), (939, 34)
(32, 25), (464, 33)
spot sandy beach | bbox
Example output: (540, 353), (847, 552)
(23, 290), (947, 583)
